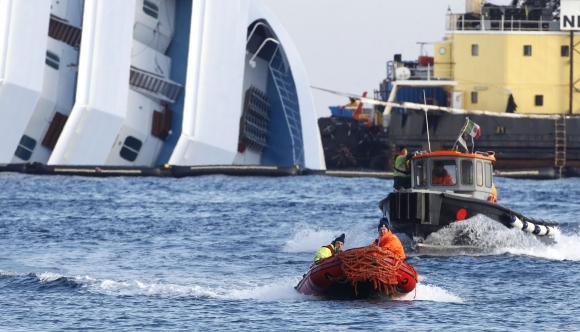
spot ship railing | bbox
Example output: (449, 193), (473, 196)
(446, 14), (560, 32)
(386, 61), (454, 82)
(48, 15), (82, 48)
(129, 66), (182, 103)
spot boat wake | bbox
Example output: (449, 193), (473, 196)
(282, 224), (342, 253)
(395, 282), (463, 303)
(283, 219), (576, 260)
(419, 214), (580, 260)
(0, 270), (310, 301)
(505, 229), (580, 260)
(0, 270), (462, 303)
(283, 223), (394, 253)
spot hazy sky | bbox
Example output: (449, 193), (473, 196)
(262, 0), (467, 118)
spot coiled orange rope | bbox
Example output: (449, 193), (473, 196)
(336, 245), (413, 296)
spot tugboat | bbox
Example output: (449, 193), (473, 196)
(379, 118), (559, 251)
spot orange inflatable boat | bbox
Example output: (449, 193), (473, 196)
(295, 245), (418, 299)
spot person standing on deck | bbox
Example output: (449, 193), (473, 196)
(393, 145), (413, 191)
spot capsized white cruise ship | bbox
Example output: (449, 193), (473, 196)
(11, 0), (83, 164)
(33, 0), (327, 170)
(0, 1), (51, 163)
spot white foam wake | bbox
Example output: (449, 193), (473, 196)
(283, 223), (384, 253)
(395, 282), (464, 303)
(502, 231), (580, 261)
(283, 225), (342, 253)
(422, 215), (580, 261)
(2, 269), (462, 304)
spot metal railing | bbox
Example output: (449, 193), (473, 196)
(129, 66), (182, 103)
(386, 61), (454, 82)
(48, 15), (82, 48)
(447, 14), (560, 32)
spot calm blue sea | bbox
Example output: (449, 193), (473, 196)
(1, 172), (579, 331)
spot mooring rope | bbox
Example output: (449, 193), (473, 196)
(336, 245), (416, 296)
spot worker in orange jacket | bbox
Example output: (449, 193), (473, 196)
(374, 218), (405, 260)
(431, 162), (454, 185)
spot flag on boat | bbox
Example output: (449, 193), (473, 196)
(457, 136), (468, 151)
(463, 119), (481, 139)
(453, 117), (480, 152)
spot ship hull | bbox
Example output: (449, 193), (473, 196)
(387, 111), (580, 170)
(318, 116), (388, 170)
(379, 191), (558, 245)
(319, 110), (580, 176)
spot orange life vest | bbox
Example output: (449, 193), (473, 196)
(323, 244), (336, 256)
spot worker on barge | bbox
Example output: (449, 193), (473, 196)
(393, 146), (413, 191)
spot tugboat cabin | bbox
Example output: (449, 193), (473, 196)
(410, 150), (496, 201)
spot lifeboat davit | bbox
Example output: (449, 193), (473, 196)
(295, 245), (418, 299)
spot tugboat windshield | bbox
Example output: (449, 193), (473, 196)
(431, 160), (456, 186)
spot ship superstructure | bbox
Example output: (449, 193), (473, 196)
(375, 0), (580, 175)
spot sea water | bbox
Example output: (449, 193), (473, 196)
(1, 172), (579, 331)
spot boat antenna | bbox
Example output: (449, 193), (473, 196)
(423, 90), (432, 152)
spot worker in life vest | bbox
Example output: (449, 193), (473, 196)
(373, 218), (405, 260)
(312, 233), (345, 266)
(431, 161), (454, 185)
(393, 145), (413, 191)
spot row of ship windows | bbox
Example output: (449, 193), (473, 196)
(471, 44), (570, 57)
(14, 135), (144, 162)
(414, 159), (493, 188)
(471, 92), (543, 106)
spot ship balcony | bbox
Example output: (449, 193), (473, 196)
(129, 66), (182, 103)
(48, 15), (82, 48)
